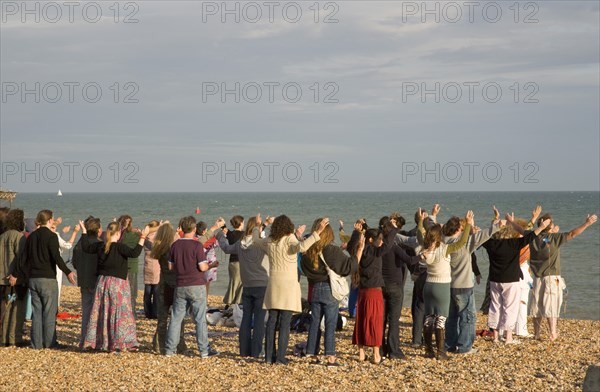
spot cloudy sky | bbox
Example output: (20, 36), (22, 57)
(1, 0), (599, 192)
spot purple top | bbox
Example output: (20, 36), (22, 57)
(169, 238), (207, 287)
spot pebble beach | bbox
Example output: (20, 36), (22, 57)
(1, 286), (598, 391)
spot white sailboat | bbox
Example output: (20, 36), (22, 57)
(57, 189), (63, 196)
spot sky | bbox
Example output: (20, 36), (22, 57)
(0, 0), (599, 192)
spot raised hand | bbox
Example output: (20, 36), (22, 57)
(78, 220), (87, 234)
(141, 225), (151, 237)
(317, 217), (330, 234)
(255, 213), (262, 225)
(296, 224), (306, 238)
(505, 212), (515, 223)
(465, 210), (474, 226)
(586, 214), (598, 226)
(531, 205), (542, 222)
(215, 217), (226, 228)
(492, 205), (500, 221)
(265, 216), (274, 226)
(62, 226), (71, 234)
(431, 204), (441, 217)
(539, 218), (551, 230)
(417, 208), (428, 222)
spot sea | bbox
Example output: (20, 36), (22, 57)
(7, 192), (600, 321)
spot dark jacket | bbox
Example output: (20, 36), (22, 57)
(300, 243), (358, 284)
(72, 235), (101, 289)
(20, 227), (71, 280)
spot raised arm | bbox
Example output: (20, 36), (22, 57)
(394, 245), (424, 267)
(446, 211), (474, 255)
(566, 214), (597, 241)
(395, 233), (419, 248)
(528, 205), (542, 230)
(416, 208), (427, 246)
(505, 212), (526, 236)
(117, 226), (148, 258)
(289, 218), (329, 254)
(216, 230), (240, 254)
(250, 215), (269, 252)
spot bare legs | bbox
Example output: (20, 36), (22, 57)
(358, 345), (381, 363)
(533, 316), (559, 341)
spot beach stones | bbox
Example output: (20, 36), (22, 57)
(0, 286), (599, 391)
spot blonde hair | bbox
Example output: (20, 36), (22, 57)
(104, 222), (120, 254)
(245, 217), (259, 236)
(151, 223), (176, 259)
(306, 219), (334, 270)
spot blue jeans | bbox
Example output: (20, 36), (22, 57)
(265, 309), (292, 363)
(307, 282), (339, 357)
(144, 284), (158, 319)
(446, 288), (476, 353)
(411, 269), (427, 344)
(28, 278), (58, 349)
(348, 286), (359, 318)
(240, 286), (266, 357)
(165, 285), (209, 356)
(25, 289), (32, 320)
(80, 287), (95, 346)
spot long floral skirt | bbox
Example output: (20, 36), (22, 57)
(82, 275), (138, 351)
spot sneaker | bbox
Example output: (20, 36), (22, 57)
(516, 333), (534, 338)
(201, 349), (220, 358)
(326, 361), (344, 368)
(164, 352), (175, 357)
(275, 358), (290, 365)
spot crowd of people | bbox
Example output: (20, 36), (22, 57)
(0, 204), (596, 366)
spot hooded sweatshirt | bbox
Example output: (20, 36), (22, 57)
(446, 222), (501, 289)
(216, 229), (269, 288)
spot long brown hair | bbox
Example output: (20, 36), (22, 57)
(0, 207), (9, 235)
(269, 215), (295, 243)
(306, 222), (334, 269)
(151, 223), (176, 259)
(118, 215), (133, 233)
(104, 222), (120, 254)
(423, 224), (442, 250)
(4, 209), (24, 232)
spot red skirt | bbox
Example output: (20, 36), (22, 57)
(352, 288), (384, 347)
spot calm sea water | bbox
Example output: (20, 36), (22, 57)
(7, 192), (600, 320)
